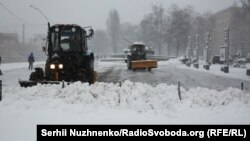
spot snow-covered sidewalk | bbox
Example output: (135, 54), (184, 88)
(159, 59), (250, 82)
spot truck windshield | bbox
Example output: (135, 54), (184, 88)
(60, 30), (81, 52)
(132, 45), (145, 54)
(51, 29), (81, 52)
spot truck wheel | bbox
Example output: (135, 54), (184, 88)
(148, 68), (151, 72)
(127, 62), (132, 70)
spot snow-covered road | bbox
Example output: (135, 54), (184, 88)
(98, 60), (250, 91)
(0, 62), (45, 86)
(0, 59), (250, 141)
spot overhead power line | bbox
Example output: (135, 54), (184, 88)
(0, 2), (43, 25)
(30, 5), (49, 23)
(0, 24), (46, 27)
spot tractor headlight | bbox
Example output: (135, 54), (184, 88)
(59, 64), (63, 69)
(50, 64), (55, 69)
(55, 27), (59, 32)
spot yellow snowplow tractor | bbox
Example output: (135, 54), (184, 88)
(19, 24), (96, 87)
(126, 42), (158, 71)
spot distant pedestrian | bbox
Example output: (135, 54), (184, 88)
(28, 52), (35, 70)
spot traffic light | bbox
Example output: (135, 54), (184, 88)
(206, 33), (210, 46)
(224, 28), (229, 43)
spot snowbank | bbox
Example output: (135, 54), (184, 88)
(1, 81), (249, 122)
(1, 61), (250, 141)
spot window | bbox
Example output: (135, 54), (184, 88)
(60, 36), (70, 51)
(60, 30), (81, 52)
(51, 33), (59, 51)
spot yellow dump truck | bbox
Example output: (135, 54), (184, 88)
(126, 42), (157, 71)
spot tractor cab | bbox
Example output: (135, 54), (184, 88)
(48, 25), (90, 54)
(19, 24), (96, 87)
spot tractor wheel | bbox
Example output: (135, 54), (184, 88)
(88, 70), (96, 84)
(77, 69), (88, 82)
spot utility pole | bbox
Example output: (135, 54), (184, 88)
(22, 24), (25, 47)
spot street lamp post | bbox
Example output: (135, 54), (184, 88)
(30, 5), (50, 55)
(225, 28), (230, 66)
(207, 33), (210, 63)
(224, 28), (230, 73)
(194, 34), (199, 68)
(204, 33), (211, 70)
(195, 34), (199, 61)
(185, 36), (191, 67)
(30, 5), (49, 23)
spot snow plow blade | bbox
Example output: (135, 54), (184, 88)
(131, 60), (157, 70)
(18, 72), (97, 88)
(19, 80), (62, 88)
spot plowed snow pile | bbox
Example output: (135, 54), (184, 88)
(1, 81), (249, 122)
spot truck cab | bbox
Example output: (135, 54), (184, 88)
(126, 42), (157, 71)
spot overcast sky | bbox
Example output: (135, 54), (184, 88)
(0, 0), (237, 38)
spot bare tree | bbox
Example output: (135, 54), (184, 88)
(191, 12), (213, 56)
(242, 0), (250, 10)
(89, 30), (110, 57)
(139, 4), (165, 54)
(120, 23), (140, 48)
(167, 5), (194, 57)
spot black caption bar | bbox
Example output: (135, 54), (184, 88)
(37, 125), (249, 140)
